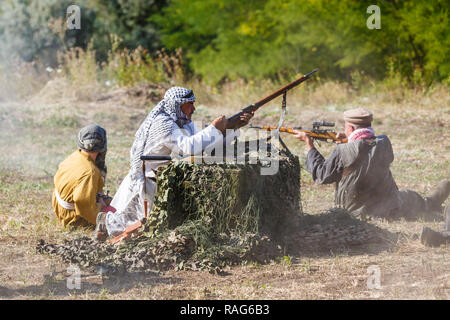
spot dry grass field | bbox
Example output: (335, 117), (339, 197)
(0, 80), (449, 300)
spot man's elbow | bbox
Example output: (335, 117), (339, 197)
(311, 172), (334, 185)
(313, 177), (327, 185)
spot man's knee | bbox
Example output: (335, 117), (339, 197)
(395, 189), (427, 220)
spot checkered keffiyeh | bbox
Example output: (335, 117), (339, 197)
(128, 86), (196, 188)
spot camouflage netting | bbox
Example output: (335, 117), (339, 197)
(285, 208), (398, 255)
(37, 141), (396, 274)
(147, 152), (301, 240)
(36, 219), (282, 275)
(37, 144), (301, 274)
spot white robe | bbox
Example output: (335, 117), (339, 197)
(105, 123), (238, 235)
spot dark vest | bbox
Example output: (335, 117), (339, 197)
(334, 135), (401, 218)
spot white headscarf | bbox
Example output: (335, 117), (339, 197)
(128, 86), (196, 188)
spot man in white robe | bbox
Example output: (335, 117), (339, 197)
(94, 86), (252, 240)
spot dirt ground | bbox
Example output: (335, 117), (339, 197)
(0, 83), (449, 300)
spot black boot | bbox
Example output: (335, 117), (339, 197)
(420, 205), (450, 247)
(425, 180), (450, 213)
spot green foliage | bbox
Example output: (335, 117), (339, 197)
(154, 0), (449, 84)
(1, 0), (448, 86)
(0, 0), (97, 66)
(42, 114), (81, 128)
(279, 255), (292, 266)
(102, 37), (168, 86)
(0, 0), (168, 67)
(91, 0), (167, 61)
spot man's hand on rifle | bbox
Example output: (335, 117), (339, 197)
(215, 111), (254, 132)
(237, 111), (254, 128)
(96, 192), (112, 211)
(293, 130), (315, 150)
(212, 116), (228, 134)
(97, 197), (107, 213)
(226, 111), (255, 130)
(335, 132), (347, 144)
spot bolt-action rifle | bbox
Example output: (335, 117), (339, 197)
(250, 121), (348, 144)
(226, 69), (318, 129)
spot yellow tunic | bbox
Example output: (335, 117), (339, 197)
(52, 150), (104, 227)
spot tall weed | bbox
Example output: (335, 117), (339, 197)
(102, 35), (184, 87)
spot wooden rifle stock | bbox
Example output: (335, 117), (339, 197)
(227, 69), (318, 128)
(252, 125), (348, 143)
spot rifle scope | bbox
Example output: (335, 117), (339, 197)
(312, 121), (335, 128)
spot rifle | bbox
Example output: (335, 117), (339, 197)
(250, 121), (348, 144)
(227, 69), (318, 129)
(96, 191), (112, 206)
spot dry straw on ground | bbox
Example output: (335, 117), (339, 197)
(0, 65), (448, 298)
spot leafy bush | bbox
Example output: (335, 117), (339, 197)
(102, 36), (170, 87)
(91, 0), (168, 61)
(154, 0), (450, 84)
(0, 0), (97, 66)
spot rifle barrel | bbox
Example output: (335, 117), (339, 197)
(228, 69), (318, 121)
(253, 69), (318, 108)
(140, 155), (173, 161)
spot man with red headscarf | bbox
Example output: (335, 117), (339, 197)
(293, 108), (449, 221)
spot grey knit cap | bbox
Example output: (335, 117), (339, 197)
(77, 124), (108, 180)
(77, 124), (107, 153)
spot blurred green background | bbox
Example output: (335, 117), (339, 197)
(0, 0), (448, 87)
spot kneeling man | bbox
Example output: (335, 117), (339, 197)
(53, 124), (109, 227)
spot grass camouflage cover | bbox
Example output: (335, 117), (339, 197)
(37, 148), (303, 274)
(147, 153), (301, 240)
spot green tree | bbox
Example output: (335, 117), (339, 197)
(0, 0), (169, 66)
(0, 0), (97, 66)
(154, 0), (449, 83)
(90, 0), (168, 61)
